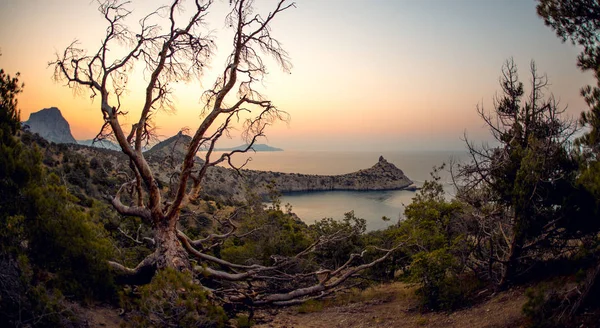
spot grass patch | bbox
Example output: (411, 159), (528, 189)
(297, 299), (324, 313)
(235, 314), (255, 327)
(333, 284), (416, 306)
(295, 283), (418, 314)
(415, 315), (429, 326)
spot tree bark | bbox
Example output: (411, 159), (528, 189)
(153, 217), (190, 272)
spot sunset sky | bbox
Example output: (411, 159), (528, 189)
(0, 0), (594, 151)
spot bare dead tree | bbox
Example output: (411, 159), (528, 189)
(50, 0), (401, 307)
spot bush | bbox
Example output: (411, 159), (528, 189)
(25, 182), (116, 301)
(120, 268), (227, 328)
(410, 249), (475, 310)
(235, 314), (255, 327)
(522, 284), (562, 327)
(0, 256), (85, 327)
(391, 172), (472, 310)
(220, 208), (313, 266)
(89, 157), (100, 169)
(309, 211), (366, 269)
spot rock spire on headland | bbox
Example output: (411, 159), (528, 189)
(241, 155), (413, 196)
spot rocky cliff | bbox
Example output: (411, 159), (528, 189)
(23, 107), (77, 144)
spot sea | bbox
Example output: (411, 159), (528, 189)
(213, 150), (470, 231)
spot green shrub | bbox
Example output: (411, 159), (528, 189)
(410, 249), (466, 310)
(220, 208), (313, 266)
(120, 268), (227, 328)
(0, 256), (84, 327)
(393, 172), (472, 310)
(522, 284), (564, 328)
(25, 182), (116, 301)
(309, 211), (366, 269)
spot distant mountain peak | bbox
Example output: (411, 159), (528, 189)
(23, 107), (77, 144)
(145, 132), (192, 160)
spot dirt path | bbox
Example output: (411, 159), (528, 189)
(255, 283), (527, 328)
(79, 305), (123, 327)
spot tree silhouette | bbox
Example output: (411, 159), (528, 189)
(455, 59), (585, 288)
(538, 0), (600, 154)
(537, 0), (600, 317)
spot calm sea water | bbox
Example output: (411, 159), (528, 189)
(213, 150), (470, 231)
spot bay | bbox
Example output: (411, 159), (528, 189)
(212, 150), (470, 231)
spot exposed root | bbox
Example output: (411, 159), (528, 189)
(108, 252), (158, 285)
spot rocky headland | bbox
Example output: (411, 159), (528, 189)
(21, 108), (414, 203)
(144, 133), (413, 202)
(241, 155), (413, 194)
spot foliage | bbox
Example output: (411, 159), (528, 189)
(0, 255), (85, 327)
(537, 0), (600, 155)
(0, 64), (23, 136)
(0, 64), (117, 328)
(403, 172), (465, 253)
(398, 170), (472, 310)
(220, 206), (313, 267)
(456, 59), (593, 287)
(522, 283), (566, 328)
(309, 211), (367, 269)
(235, 314), (255, 328)
(409, 250), (480, 310)
(24, 180), (116, 301)
(120, 268), (227, 328)
(537, 1), (600, 241)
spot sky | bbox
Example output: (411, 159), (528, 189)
(0, 0), (594, 151)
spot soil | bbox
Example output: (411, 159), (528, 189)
(79, 305), (123, 327)
(254, 283), (528, 328)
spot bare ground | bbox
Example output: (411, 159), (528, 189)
(79, 304), (123, 327)
(254, 283), (527, 328)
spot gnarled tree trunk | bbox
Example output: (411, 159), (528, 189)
(153, 215), (190, 272)
(498, 233), (522, 289)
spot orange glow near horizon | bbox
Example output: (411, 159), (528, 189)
(1, 0), (595, 151)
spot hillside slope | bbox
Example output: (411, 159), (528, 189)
(81, 283), (527, 327)
(255, 283), (527, 328)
